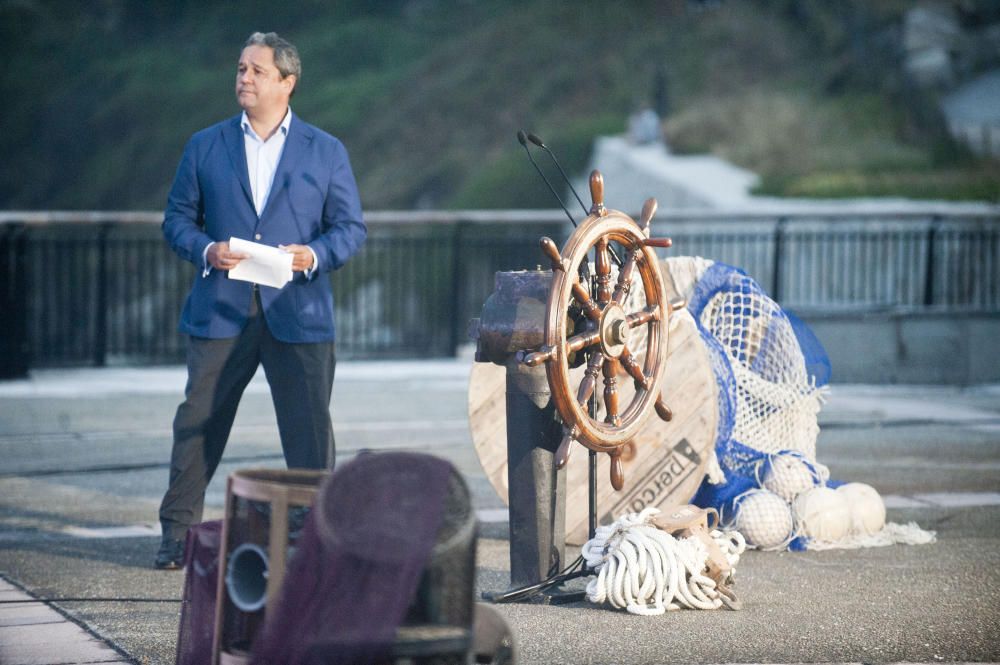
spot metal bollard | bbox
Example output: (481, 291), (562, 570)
(470, 269), (567, 589)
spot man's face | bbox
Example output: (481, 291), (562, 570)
(236, 45), (295, 115)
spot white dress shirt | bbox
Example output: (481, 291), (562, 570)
(242, 108), (291, 215)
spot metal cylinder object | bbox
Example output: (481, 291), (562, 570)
(224, 543), (270, 613)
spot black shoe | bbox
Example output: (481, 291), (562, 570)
(155, 536), (185, 570)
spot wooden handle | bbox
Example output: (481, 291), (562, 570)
(518, 345), (556, 367)
(539, 236), (565, 272)
(609, 449), (625, 491)
(555, 429), (575, 469)
(643, 238), (673, 248)
(639, 197), (657, 234)
(654, 394), (673, 422)
(589, 170), (605, 215)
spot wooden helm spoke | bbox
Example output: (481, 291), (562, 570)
(555, 426), (578, 469)
(619, 345), (650, 391)
(539, 236), (567, 272)
(576, 351), (604, 407)
(611, 249), (638, 306)
(571, 280), (602, 322)
(626, 305), (659, 329)
(654, 392), (673, 422)
(519, 345), (556, 367)
(566, 329), (601, 354)
(594, 236), (613, 305)
(589, 170), (606, 216)
(639, 197), (657, 236)
(602, 357), (621, 426)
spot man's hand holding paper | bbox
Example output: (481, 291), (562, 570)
(277, 243), (316, 272)
(226, 237), (294, 289)
(206, 241), (250, 271)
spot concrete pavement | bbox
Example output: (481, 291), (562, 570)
(1, 359), (999, 664)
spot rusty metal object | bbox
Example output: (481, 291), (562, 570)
(470, 269), (551, 365)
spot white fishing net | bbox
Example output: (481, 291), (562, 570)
(698, 281), (825, 466)
(668, 257), (933, 551)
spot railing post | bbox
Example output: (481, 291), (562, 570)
(448, 220), (466, 356)
(93, 221), (112, 366)
(924, 216), (939, 307)
(772, 216), (786, 302)
(0, 223), (30, 379)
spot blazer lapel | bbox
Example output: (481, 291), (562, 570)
(221, 115), (255, 212)
(260, 112), (313, 220)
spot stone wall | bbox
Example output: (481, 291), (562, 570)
(801, 309), (1000, 385)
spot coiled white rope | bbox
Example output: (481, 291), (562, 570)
(582, 507), (746, 615)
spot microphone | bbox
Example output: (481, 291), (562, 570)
(523, 131), (622, 268)
(517, 130), (577, 228)
(527, 133), (588, 216)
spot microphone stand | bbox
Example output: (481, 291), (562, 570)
(488, 132), (629, 605)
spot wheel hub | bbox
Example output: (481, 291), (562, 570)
(599, 303), (629, 358)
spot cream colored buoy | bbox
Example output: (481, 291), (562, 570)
(836, 482), (886, 536)
(792, 486), (851, 542)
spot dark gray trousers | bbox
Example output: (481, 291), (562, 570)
(158, 288), (336, 540)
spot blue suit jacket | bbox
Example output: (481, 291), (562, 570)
(163, 113), (366, 343)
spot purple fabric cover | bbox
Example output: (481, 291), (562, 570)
(175, 519), (223, 665)
(250, 452), (453, 665)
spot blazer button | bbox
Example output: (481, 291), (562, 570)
(254, 233), (261, 240)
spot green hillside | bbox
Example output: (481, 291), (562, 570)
(2, 0), (998, 211)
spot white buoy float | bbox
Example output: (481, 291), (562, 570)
(732, 489), (794, 550)
(836, 482), (886, 536)
(792, 486), (851, 542)
(759, 451), (826, 502)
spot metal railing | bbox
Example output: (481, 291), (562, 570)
(1, 207), (998, 374)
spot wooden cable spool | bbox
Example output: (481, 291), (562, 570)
(469, 259), (716, 545)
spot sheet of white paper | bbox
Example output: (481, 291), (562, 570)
(226, 237), (294, 289)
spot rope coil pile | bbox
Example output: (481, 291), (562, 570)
(581, 507), (746, 615)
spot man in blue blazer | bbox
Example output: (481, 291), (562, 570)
(156, 32), (366, 569)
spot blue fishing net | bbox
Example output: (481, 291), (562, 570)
(685, 262), (831, 540)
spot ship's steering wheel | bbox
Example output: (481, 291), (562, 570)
(520, 170), (679, 491)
